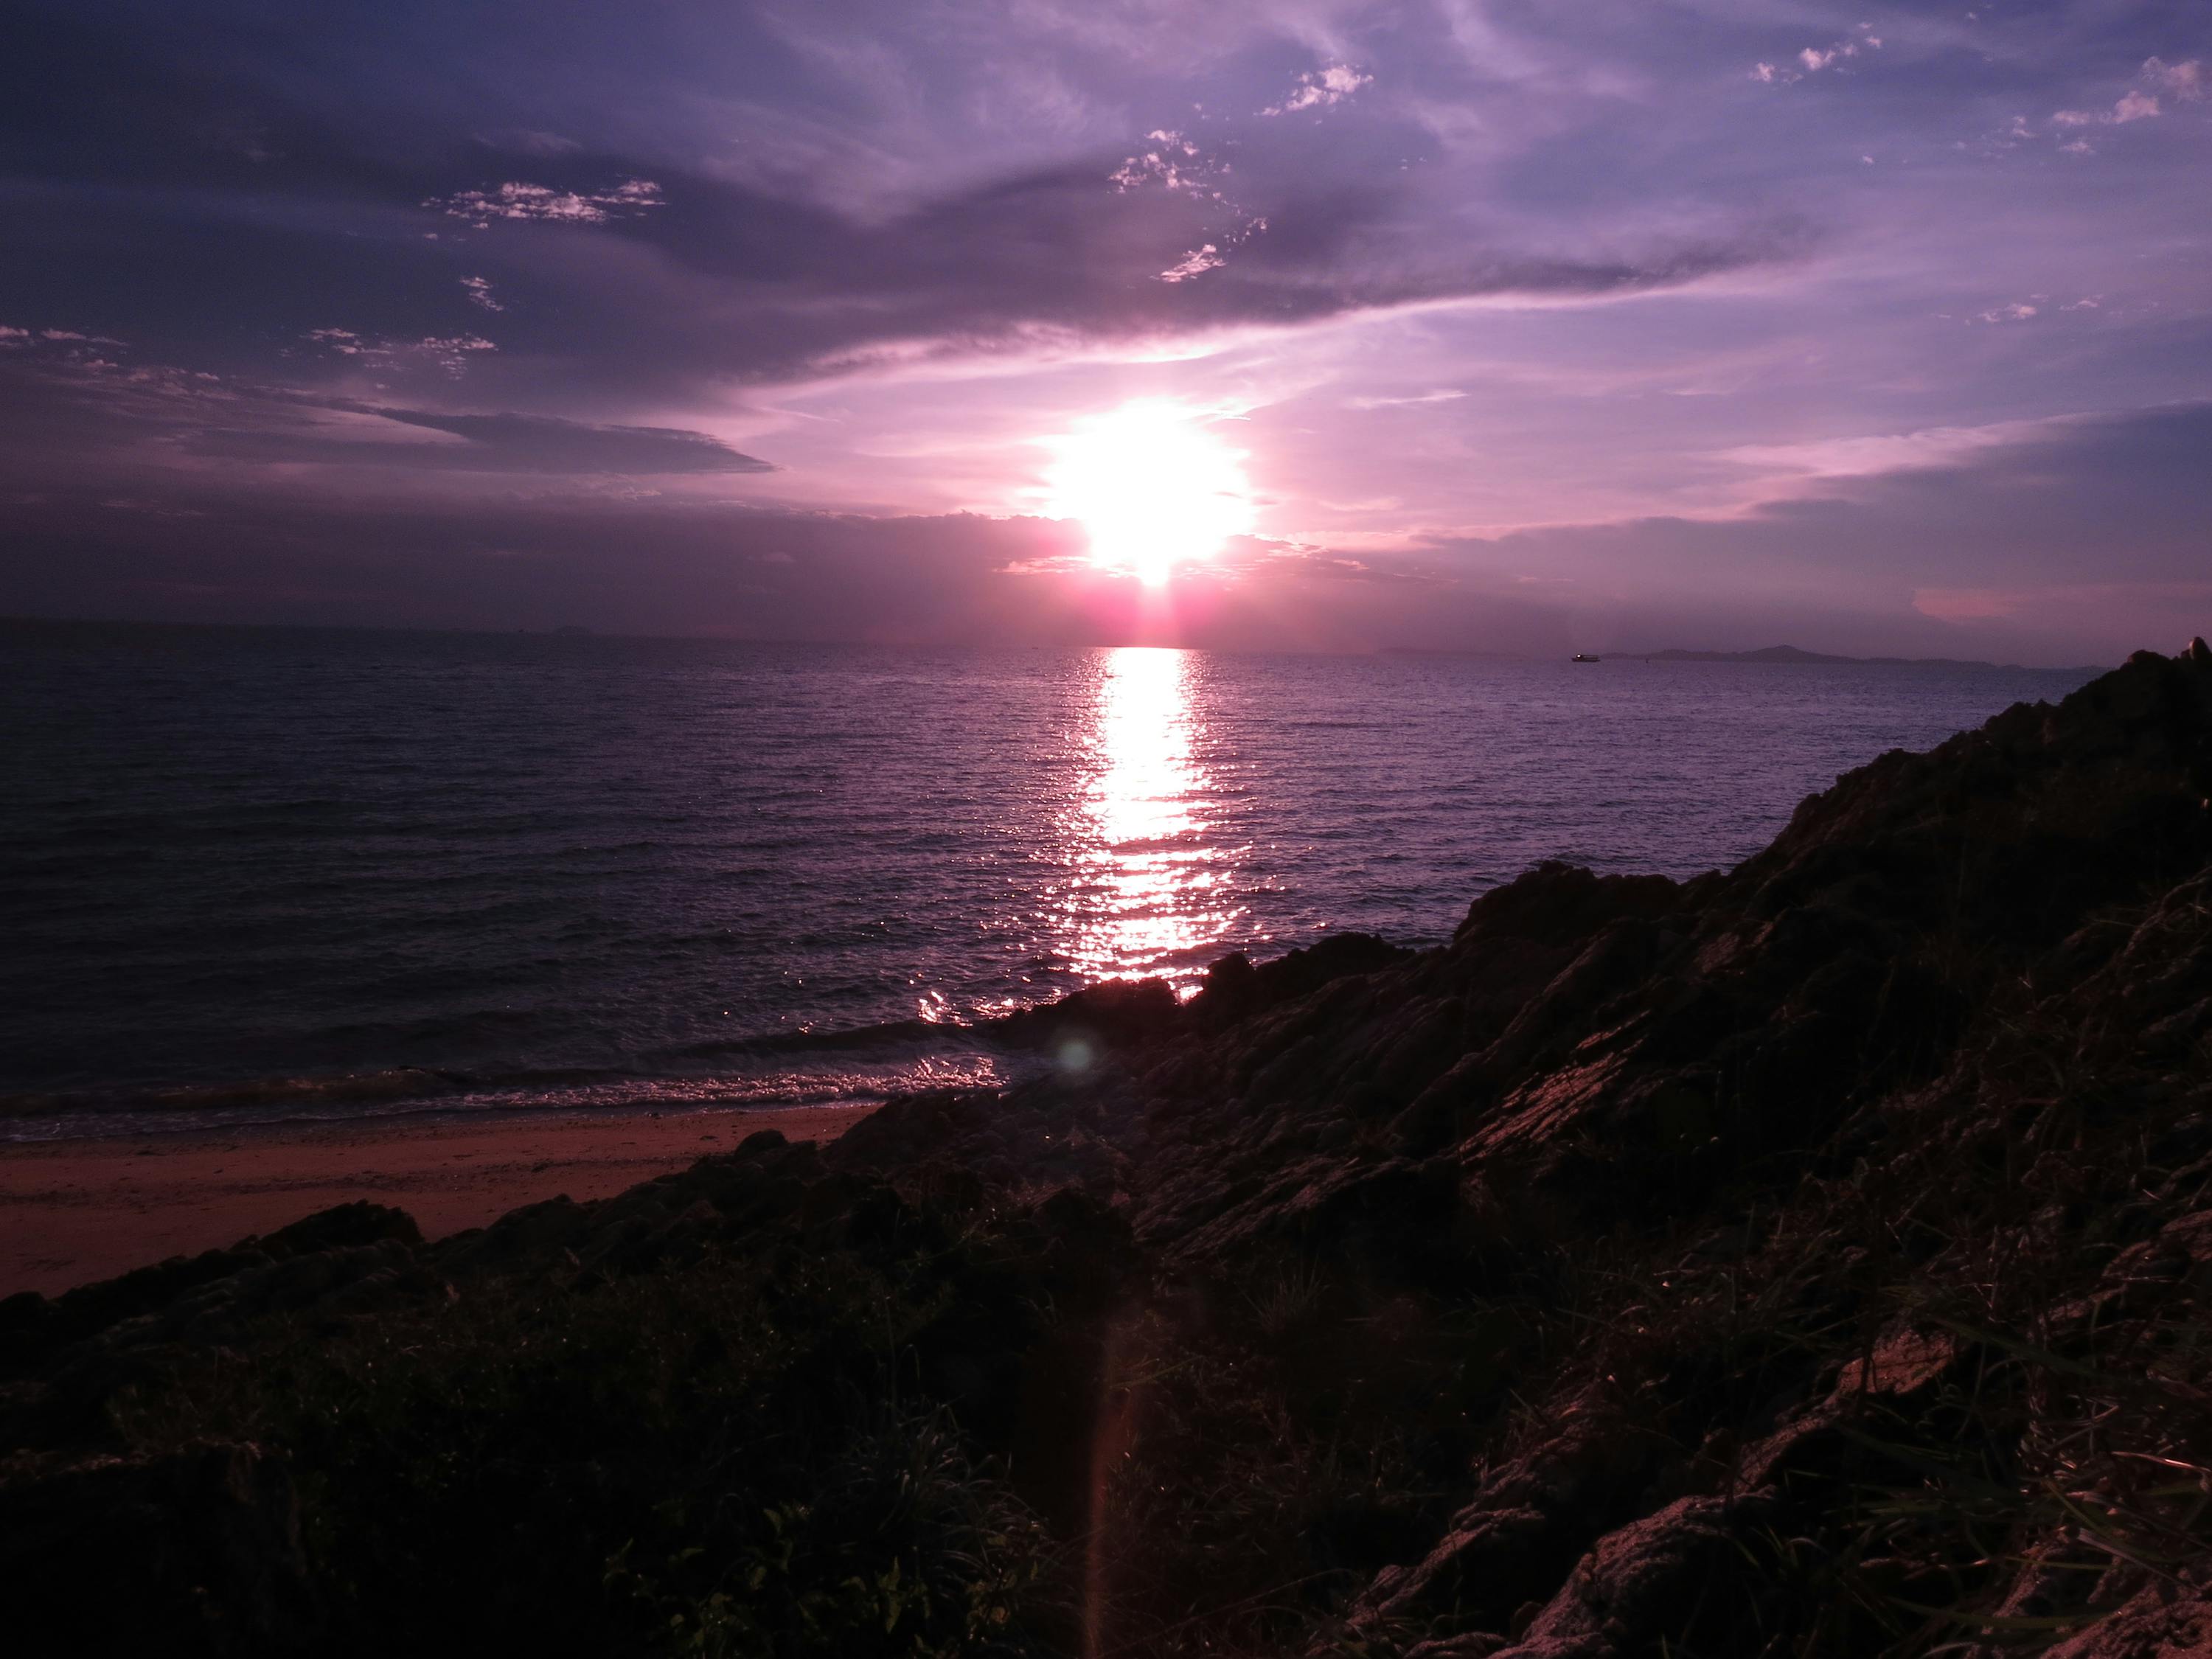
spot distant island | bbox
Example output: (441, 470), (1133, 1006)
(1380, 643), (2103, 669)
(1637, 643), (2078, 669)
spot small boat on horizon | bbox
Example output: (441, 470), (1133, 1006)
(1571, 652), (1601, 663)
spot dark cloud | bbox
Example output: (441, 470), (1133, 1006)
(1429, 403), (2212, 660)
(592, 161), (1804, 386)
(4, 403), (2205, 662)
(205, 407), (776, 475)
(0, 355), (768, 479)
(0, 1), (1806, 404)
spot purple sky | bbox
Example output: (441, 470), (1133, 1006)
(3, 1), (2208, 663)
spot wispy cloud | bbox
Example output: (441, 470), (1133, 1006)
(460, 276), (504, 312)
(426, 179), (663, 226)
(472, 128), (583, 157)
(1753, 26), (1881, 86)
(2052, 56), (2202, 131)
(1346, 389), (1467, 410)
(303, 328), (498, 376)
(1110, 131), (1221, 198)
(2053, 91), (2161, 127)
(1262, 63), (1371, 116)
(1157, 245), (1223, 283)
(343, 408), (773, 473)
(2143, 57), (2205, 99)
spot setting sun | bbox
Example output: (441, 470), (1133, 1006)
(1041, 401), (1255, 585)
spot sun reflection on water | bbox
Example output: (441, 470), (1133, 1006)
(1064, 646), (1239, 984)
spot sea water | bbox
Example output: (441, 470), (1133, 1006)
(0, 621), (2095, 1138)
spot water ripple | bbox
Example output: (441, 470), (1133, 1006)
(0, 625), (2095, 1134)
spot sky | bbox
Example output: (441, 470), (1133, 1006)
(2, 0), (2208, 663)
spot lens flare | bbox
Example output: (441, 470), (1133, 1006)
(1042, 401), (1254, 584)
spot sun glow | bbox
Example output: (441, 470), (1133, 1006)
(1041, 401), (1255, 585)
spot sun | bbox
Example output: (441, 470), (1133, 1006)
(1041, 401), (1255, 585)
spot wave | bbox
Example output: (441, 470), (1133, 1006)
(0, 1066), (471, 1120)
(0, 1028), (1018, 1144)
(668, 1017), (943, 1060)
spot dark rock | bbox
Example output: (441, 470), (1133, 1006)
(1488, 1492), (1780, 1659)
(1186, 931), (1413, 1027)
(994, 975), (1180, 1050)
(2039, 1579), (2212, 1657)
(1356, 1405), (1677, 1634)
(242, 1201), (422, 1261)
(436, 1193), (593, 1279)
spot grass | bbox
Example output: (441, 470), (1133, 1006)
(108, 1212), (1079, 1658)
(74, 1007), (2211, 1659)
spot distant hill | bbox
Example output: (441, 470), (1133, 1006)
(1640, 644), (2025, 668)
(1381, 643), (2106, 670)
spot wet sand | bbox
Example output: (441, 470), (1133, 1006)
(0, 1102), (878, 1297)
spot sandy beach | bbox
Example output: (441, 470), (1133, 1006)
(0, 1102), (879, 1298)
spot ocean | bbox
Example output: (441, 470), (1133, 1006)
(0, 621), (2096, 1141)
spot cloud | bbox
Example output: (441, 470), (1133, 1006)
(0, 324), (131, 355)
(1346, 389), (1467, 410)
(0, 338), (770, 479)
(354, 408), (773, 473)
(2053, 57), (2199, 128)
(427, 179), (664, 226)
(518, 155), (1806, 389)
(1157, 245), (1224, 282)
(473, 128), (584, 157)
(2143, 58), (2204, 99)
(305, 327), (369, 355)
(177, 404), (773, 476)
(13, 394), (2205, 664)
(1110, 130), (1208, 193)
(1399, 403), (2212, 661)
(303, 328), (498, 377)
(1753, 27), (1879, 86)
(1262, 64), (1371, 116)
(2055, 93), (2160, 126)
(0, 7), (1813, 406)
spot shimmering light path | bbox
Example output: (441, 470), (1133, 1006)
(1064, 647), (1242, 983)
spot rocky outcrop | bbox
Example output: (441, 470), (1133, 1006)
(1120, 643), (2212, 1279)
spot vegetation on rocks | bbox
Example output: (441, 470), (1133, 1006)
(4, 643), (2210, 1657)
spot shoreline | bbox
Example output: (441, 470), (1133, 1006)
(0, 1101), (880, 1297)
